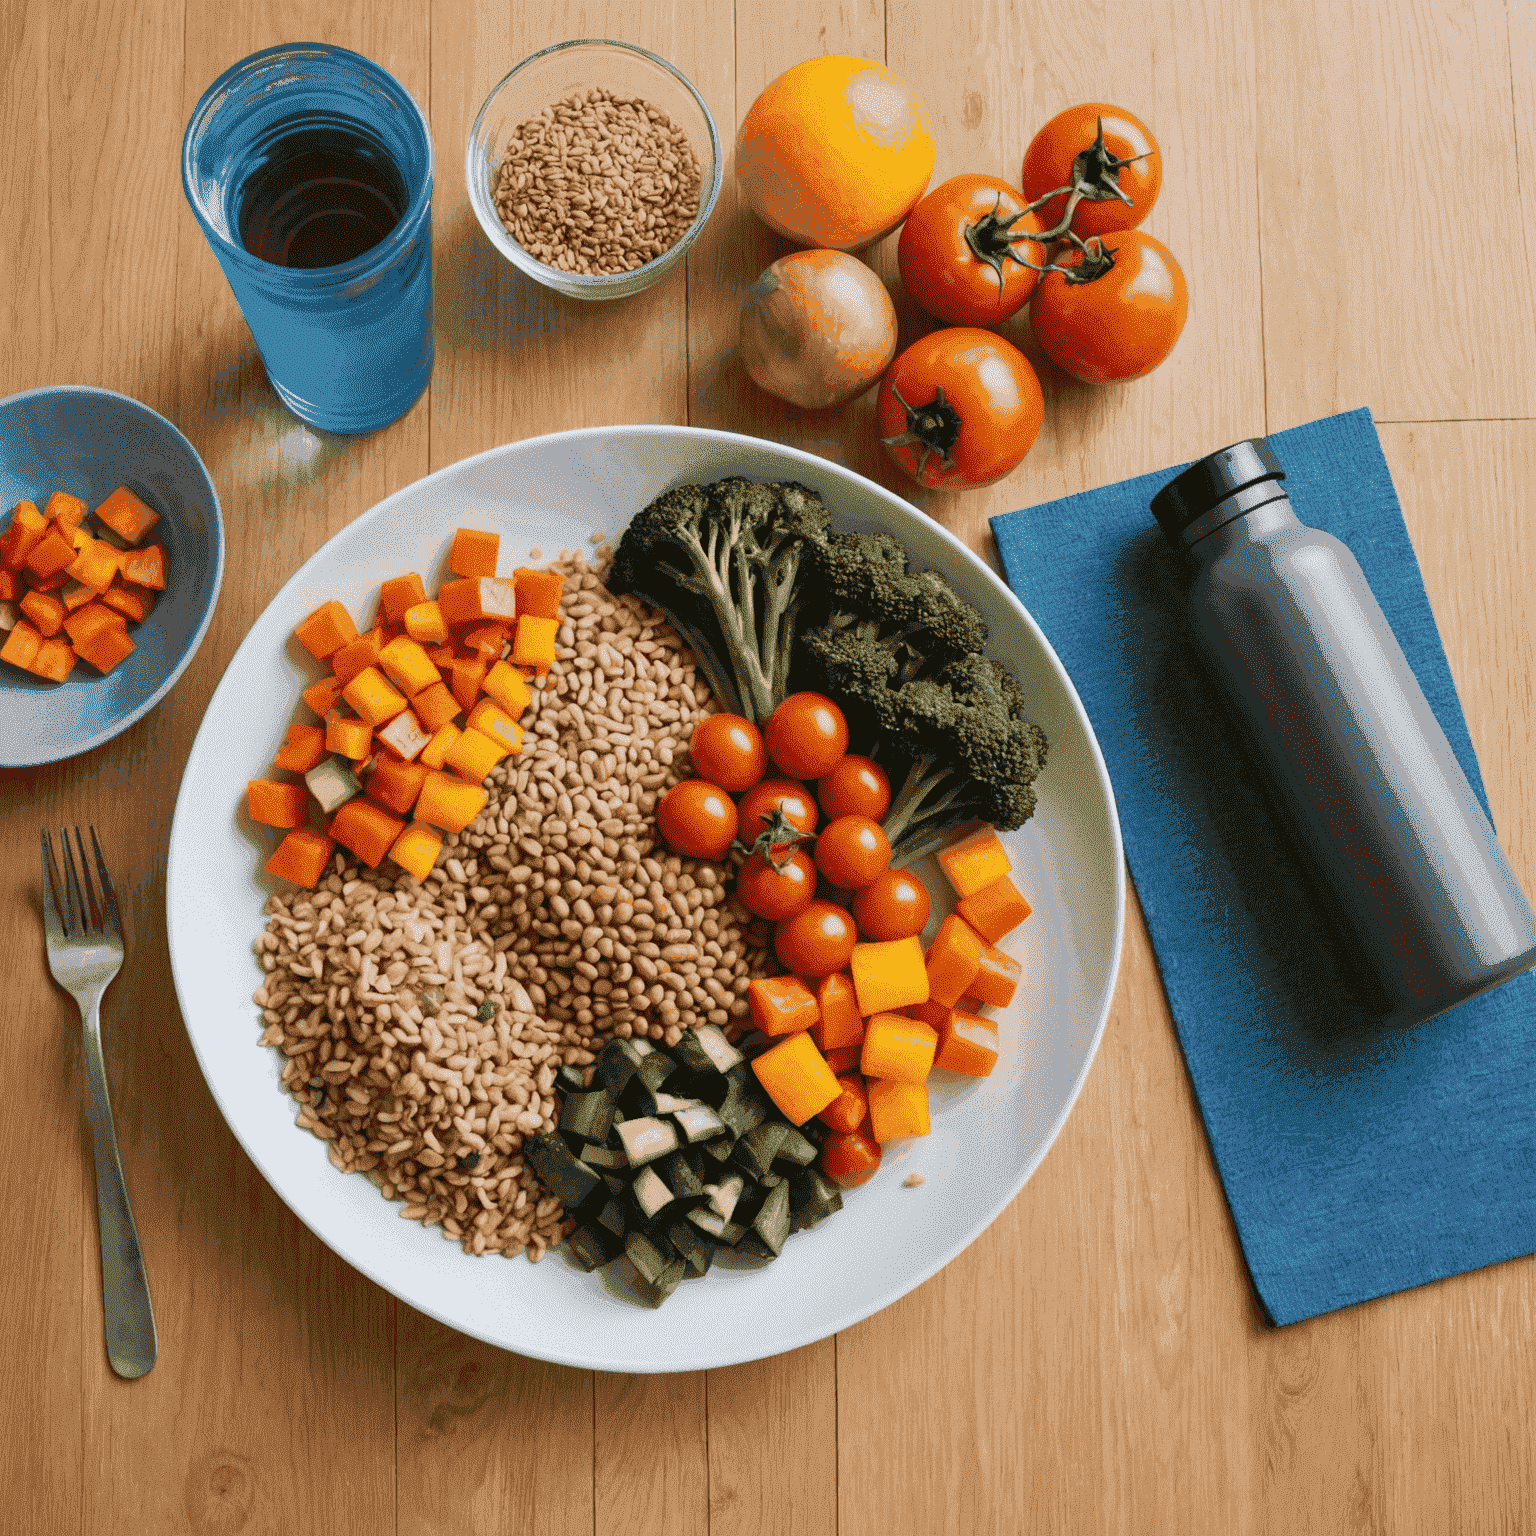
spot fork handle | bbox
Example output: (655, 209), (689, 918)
(81, 997), (158, 1379)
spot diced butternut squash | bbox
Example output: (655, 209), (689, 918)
(331, 626), (386, 685)
(748, 975), (821, 1038)
(866, 1078), (930, 1142)
(933, 1008), (1000, 1077)
(402, 599), (447, 646)
(301, 675), (345, 718)
(513, 566), (565, 619)
(43, 491), (88, 529)
(61, 536), (120, 591)
(99, 579), (155, 624)
(325, 712), (373, 760)
(247, 779), (310, 829)
(811, 972), (865, 1052)
(0, 570), (17, 601)
(924, 913), (984, 1007)
(68, 524), (93, 552)
(59, 579), (96, 612)
(903, 999), (954, 1031)
(460, 622), (510, 661)
(365, 753), (429, 815)
(511, 614), (558, 674)
(859, 1013), (938, 1085)
(74, 623), (135, 673)
(25, 525), (79, 580)
(449, 655), (488, 713)
(341, 666), (408, 728)
(817, 1075), (870, 1134)
(823, 1045), (862, 1076)
(63, 601), (122, 648)
(482, 658), (532, 717)
(466, 698), (523, 755)
(378, 572), (427, 625)
(750, 1030), (842, 1125)
(294, 599), (357, 661)
(955, 874), (1032, 943)
(19, 589), (66, 637)
(265, 827), (335, 889)
(425, 643), (458, 667)
(442, 726), (504, 784)
(273, 722), (328, 773)
(94, 485), (160, 544)
(31, 635), (77, 682)
(329, 798), (405, 869)
(968, 937), (1022, 1009)
(411, 680), (460, 734)
(418, 722), (460, 770)
(849, 936), (929, 1016)
(0, 501), (47, 569)
(1, 618), (42, 671)
(119, 544), (166, 591)
(450, 527), (500, 579)
(438, 576), (515, 627)
(388, 821), (442, 883)
(937, 826), (1012, 899)
(376, 707), (431, 762)
(414, 771), (489, 834)
(28, 567), (69, 592)
(377, 635), (440, 697)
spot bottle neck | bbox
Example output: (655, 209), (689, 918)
(1182, 484), (1297, 556)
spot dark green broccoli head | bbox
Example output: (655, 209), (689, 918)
(906, 569), (989, 662)
(807, 530), (915, 625)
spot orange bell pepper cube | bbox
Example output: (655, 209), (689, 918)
(513, 566), (565, 620)
(118, 544), (166, 591)
(449, 655), (488, 713)
(30, 636), (78, 682)
(74, 624), (134, 673)
(811, 972), (864, 1052)
(94, 485), (160, 545)
(747, 974), (821, 1038)
(302, 675), (346, 718)
(442, 726), (505, 784)
(414, 771), (489, 835)
(461, 622), (511, 661)
(294, 599), (357, 661)
(25, 525), (79, 580)
(511, 614), (558, 674)
(325, 712), (373, 761)
(365, 753), (429, 815)
(19, 588), (66, 637)
(1, 618), (42, 672)
(924, 913), (984, 1007)
(329, 798), (406, 869)
(402, 599), (448, 646)
(1, 501), (47, 569)
(331, 626), (386, 686)
(341, 666), (408, 728)
(388, 821), (443, 883)
(450, 527), (500, 579)
(272, 721), (328, 774)
(466, 697), (523, 755)
(265, 827), (335, 888)
(936, 826), (1013, 899)
(867, 1078), (930, 1142)
(378, 572), (427, 626)
(43, 491), (88, 530)
(99, 579), (155, 624)
(817, 1074), (869, 1134)
(438, 576), (516, 627)
(418, 722), (460, 771)
(482, 658), (532, 717)
(823, 1044), (862, 1075)
(955, 874), (1032, 943)
(933, 1008), (1000, 1077)
(968, 937), (1022, 1009)
(247, 779), (310, 829)
(849, 935), (929, 1016)
(750, 1030), (842, 1125)
(859, 1013), (938, 1085)
(411, 680), (461, 735)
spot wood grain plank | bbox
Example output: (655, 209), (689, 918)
(1254, 0), (1536, 427)
(1512, 0), (1536, 372)
(594, 1372), (707, 1536)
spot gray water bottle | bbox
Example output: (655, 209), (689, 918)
(1151, 438), (1536, 1024)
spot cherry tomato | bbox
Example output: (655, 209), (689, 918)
(774, 900), (858, 977)
(655, 779), (738, 860)
(737, 778), (819, 848)
(735, 848), (817, 921)
(877, 328), (1044, 491)
(897, 174), (1049, 326)
(1020, 103), (1162, 239)
(851, 868), (932, 941)
(689, 712), (767, 793)
(1029, 230), (1187, 384)
(819, 1121), (883, 1188)
(815, 814), (892, 890)
(818, 754), (891, 822)
(764, 692), (849, 780)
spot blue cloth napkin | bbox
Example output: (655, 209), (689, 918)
(992, 407), (1536, 1325)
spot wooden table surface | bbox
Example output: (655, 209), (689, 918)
(5, 0), (1536, 1530)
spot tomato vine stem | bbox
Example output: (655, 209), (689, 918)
(881, 384), (962, 486)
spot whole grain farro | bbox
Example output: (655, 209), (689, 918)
(252, 551), (772, 1260)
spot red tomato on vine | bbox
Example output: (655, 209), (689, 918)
(1020, 103), (1162, 239)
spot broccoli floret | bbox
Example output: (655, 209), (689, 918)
(608, 477), (831, 721)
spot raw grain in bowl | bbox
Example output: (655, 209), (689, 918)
(251, 550), (772, 1259)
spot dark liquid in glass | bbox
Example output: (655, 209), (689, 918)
(239, 125), (407, 268)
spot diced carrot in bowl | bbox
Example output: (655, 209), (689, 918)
(512, 614), (558, 673)
(1, 618), (43, 671)
(365, 754), (429, 815)
(273, 722), (327, 773)
(402, 599), (447, 646)
(418, 722), (460, 770)
(388, 822), (442, 882)
(378, 635), (440, 697)
(43, 491), (88, 529)
(63, 601), (122, 648)
(866, 1079), (930, 1142)
(937, 826), (1012, 899)
(860, 1013), (938, 1084)
(924, 913), (984, 1007)
(412, 680), (460, 734)
(461, 622), (511, 661)
(325, 712), (372, 761)
(849, 935), (929, 1016)
(442, 726), (504, 783)
(100, 579), (155, 624)
(482, 659), (532, 717)
(74, 624), (135, 674)
(301, 675), (345, 718)
(25, 526), (78, 580)
(94, 485), (161, 544)
(933, 1008), (1000, 1077)
(414, 771), (488, 834)
(1, 502), (48, 569)
(466, 697), (522, 754)
(955, 874), (1032, 943)
(968, 938), (1021, 1009)
(331, 626), (386, 685)
(748, 975), (821, 1037)
(811, 973), (864, 1052)
(341, 666), (408, 728)
(751, 1031), (841, 1125)
(119, 544), (166, 591)
(30, 636), (77, 682)
(19, 589), (66, 637)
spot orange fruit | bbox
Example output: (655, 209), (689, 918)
(736, 57), (936, 251)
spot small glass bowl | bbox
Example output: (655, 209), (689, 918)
(466, 39), (722, 302)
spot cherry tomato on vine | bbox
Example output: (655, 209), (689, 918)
(689, 712), (767, 793)
(851, 868), (932, 941)
(774, 900), (858, 977)
(819, 1122), (883, 1188)
(1020, 103), (1161, 239)
(814, 815), (893, 890)
(897, 174), (1050, 326)
(877, 328), (1044, 491)
(1029, 230), (1187, 384)
(737, 778), (819, 847)
(818, 754), (891, 822)
(655, 780), (738, 860)
(735, 847), (817, 921)
(764, 692), (848, 780)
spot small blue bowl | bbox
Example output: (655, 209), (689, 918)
(0, 387), (224, 768)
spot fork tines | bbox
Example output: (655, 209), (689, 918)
(42, 826), (121, 939)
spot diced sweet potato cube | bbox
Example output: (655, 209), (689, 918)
(968, 937), (1021, 1009)
(442, 726), (504, 784)
(94, 485), (160, 544)
(0, 570), (17, 601)
(44, 491), (88, 529)
(849, 936), (929, 1016)
(461, 622), (510, 661)
(247, 779), (310, 829)
(954, 873), (1032, 943)
(294, 599), (358, 661)
(29, 636), (77, 682)
(750, 1031), (841, 1125)
(513, 567), (564, 619)
(24, 525), (79, 580)
(414, 771), (488, 834)
(341, 665), (408, 728)
(63, 601), (123, 647)
(511, 614), (558, 674)
(438, 576), (515, 627)
(449, 655), (488, 713)
(100, 580), (155, 624)
(482, 659), (532, 717)
(378, 572), (427, 625)
(937, 827), (1013, 899)
(425, 643), (457, 667)
(28, 567), (69, 592)
(1, 617), (42, 671)
(376, 708), (431, 762)
(19, 589), (66, 637)
(859, 1013), (938, 1085)
(325, 712), (373, 761)
(60, 579), (95, 612)
(331, 626), (386, 686)
(273, 722), (328, 774)
(418, 722), (460, 770)
(265, 828), (335, 889)
(377, 636), (440, 697)
(63, 536), (121, 593)
(0, 501), (47, 570)
(450, 528), (500, 579)
(411, 680), (460, 734)
(924, 913), (984, 1007)
(75, 623), (135, 673)
(402, 599), (447, 646)
(866, 1079), (930, 1142)
(329, 799), (406, 869)
(466, 698), (523, 755)
(388, 821), (443, 883)
(933, 1008), (1000, 1077)
(301, 675), (345, 718)
(365, 753), (429, 815)
(119, 544), (166, 591)
(811, 973), (864, 1052)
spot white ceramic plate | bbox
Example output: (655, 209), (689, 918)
(167, 425), (1123, 1372)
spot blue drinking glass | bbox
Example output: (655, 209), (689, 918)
(182, 43), (433, 435)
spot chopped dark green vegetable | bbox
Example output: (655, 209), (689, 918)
(732, 1122), (790, 1181)
(524, 1132), (604, 1211)
(634, 1256), (687, 1307)
(615, 1116), (680, 1166)
(771, 1125), (818, 1169)
(672, 1103), (727, 1144)
(555, 1063), (589, 1094)
(578, 1142), (626, 1170)
(659, 1151), (706, 1202)
(476, 1000), (498, 1022)
(595, 1038), (649, 1100)
(559, 1088), (615, 1145)
(631, 1166), (676, 1222)
(667, 1221), (715, 1277)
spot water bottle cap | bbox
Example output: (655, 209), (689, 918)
(1151, 438), (1285, 540)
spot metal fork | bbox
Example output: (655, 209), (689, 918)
(41, 828), (157, 1380)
